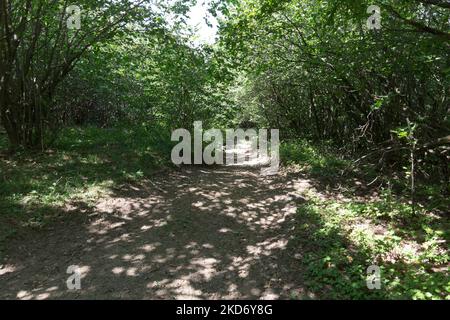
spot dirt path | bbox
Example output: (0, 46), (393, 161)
(0, 164), (316, 299)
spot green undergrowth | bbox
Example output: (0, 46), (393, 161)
(295, 195), (449, 299)
(281, 140), (449, 299)
(0, 125), (172, 246)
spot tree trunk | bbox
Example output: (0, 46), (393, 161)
(1, 101), (46, 151)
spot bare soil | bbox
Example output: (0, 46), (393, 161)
(0, 166), (316, 300)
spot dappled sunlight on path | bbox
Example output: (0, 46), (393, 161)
(0, 162), (316, 299)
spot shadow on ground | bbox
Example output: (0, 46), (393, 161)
(0, 166), (315, 299)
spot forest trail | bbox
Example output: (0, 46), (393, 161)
(0, 160), (317, 299)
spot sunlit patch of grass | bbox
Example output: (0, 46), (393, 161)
(280, 139), (350, 177)
(294, 192), (449, 300)
(282, 139), (448, 298)
(0, 125), (172, 246)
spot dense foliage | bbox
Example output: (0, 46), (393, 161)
(218, 0), (449, 183)
(0, 0), (449, 300)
